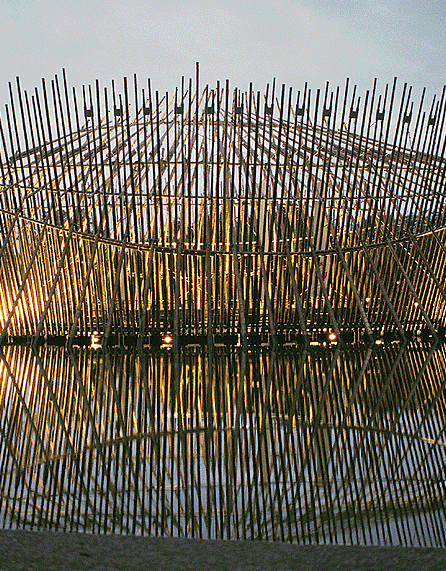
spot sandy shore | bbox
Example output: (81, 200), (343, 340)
(0, 530), (444, 570)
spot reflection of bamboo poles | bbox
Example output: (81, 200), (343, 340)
(0, 345), (445, 544)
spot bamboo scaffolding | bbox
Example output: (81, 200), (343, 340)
(1, 71), (446, 346)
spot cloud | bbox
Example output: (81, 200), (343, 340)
(0, 0), (445, 112)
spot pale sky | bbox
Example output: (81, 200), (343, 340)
(0, 0), (445, 110)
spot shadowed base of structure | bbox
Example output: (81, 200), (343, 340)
(0, 530), (444, 571)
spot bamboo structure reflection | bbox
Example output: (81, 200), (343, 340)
(0, 345), (445, 545)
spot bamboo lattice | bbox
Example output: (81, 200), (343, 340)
(0, 344), (445, 545)
(1, 67), (446, 347)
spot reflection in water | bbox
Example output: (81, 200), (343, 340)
(0, 344), (445, 546)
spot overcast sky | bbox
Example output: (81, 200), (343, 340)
(0, 0), (445, 111)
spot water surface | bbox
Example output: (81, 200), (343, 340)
(0, 343), (445, 546)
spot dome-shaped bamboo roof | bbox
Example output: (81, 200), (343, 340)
(1, 70), (446, 348)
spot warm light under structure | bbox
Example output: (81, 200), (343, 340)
(1, 69), (446, 347)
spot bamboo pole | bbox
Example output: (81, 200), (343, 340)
(32, 219), (76, 344)
(385, 238), (438, 339)
(102, 235), (128, 349)
(0, 215), (50, 343)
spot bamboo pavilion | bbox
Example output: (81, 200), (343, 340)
(1, 67), (446, 349)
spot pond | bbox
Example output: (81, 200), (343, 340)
(0, 343), (445, 546)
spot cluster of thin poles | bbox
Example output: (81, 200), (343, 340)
(0, 344), (445, 545)
(1, 67), (446, 345)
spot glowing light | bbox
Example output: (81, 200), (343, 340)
(328, 332), (337, 342)
(365, 297), (371, 303)
(162, 332), (173, 345)
(90, 331), (101, 349)
(375, 339), (384, 345)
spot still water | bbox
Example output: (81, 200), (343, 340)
(0, 343), (445, 546)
